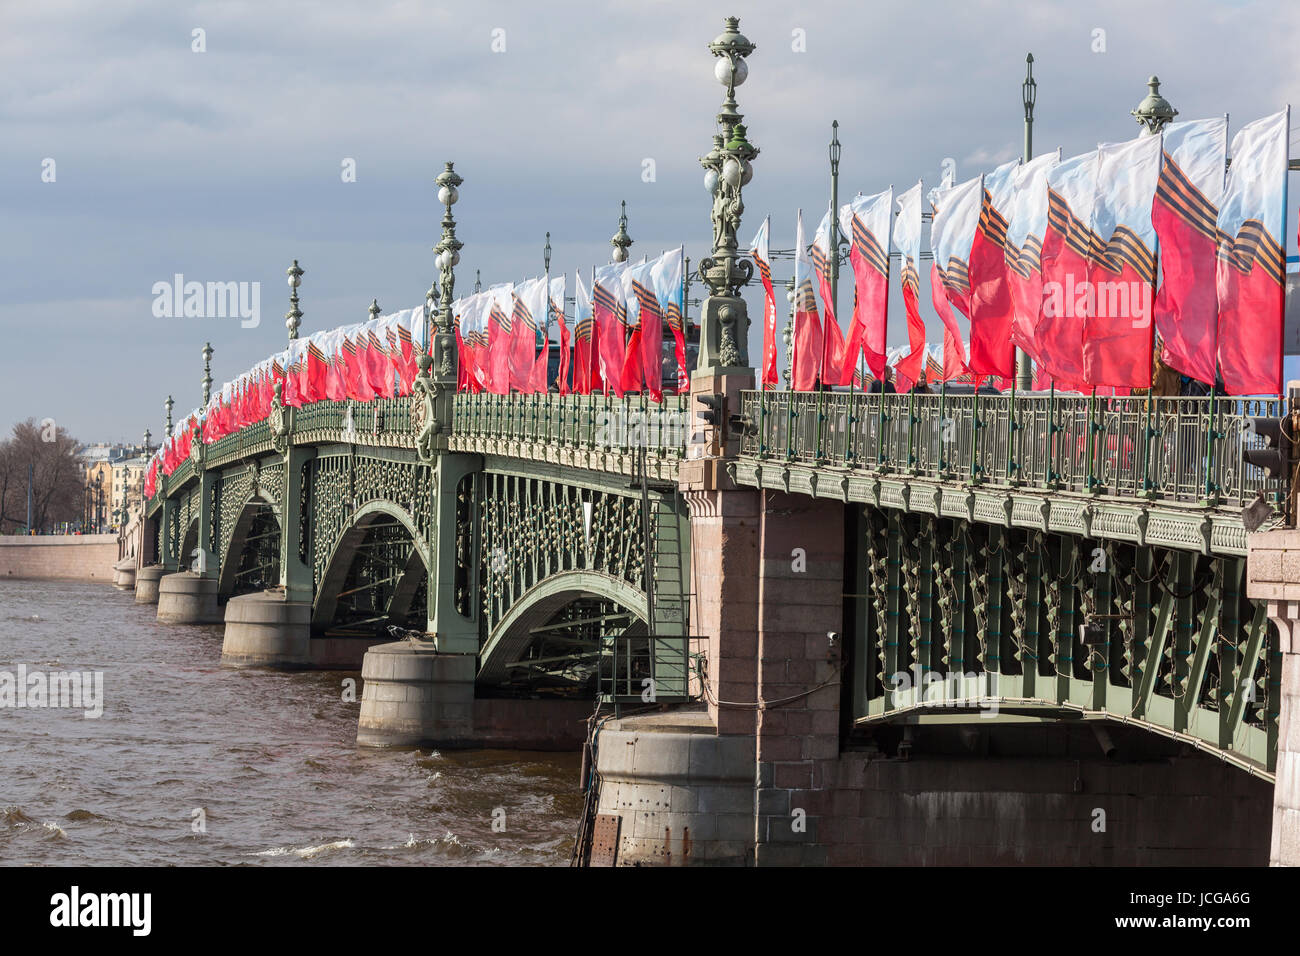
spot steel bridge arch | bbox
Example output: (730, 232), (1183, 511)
(216, 487), (281, 598)
(476, 570), (648, 684)
(311, 498), (431, 628)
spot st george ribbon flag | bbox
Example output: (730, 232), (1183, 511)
(510, 278), (543, 392)
(792, 209), (824, 390)
(650, 247), (686, 395)
(812, 203), (846, 385)
(1152, 117), (1228, 386)
(1037, 150), (1100, 389)
(929, 177), (979, 382)
(838, 188), (893, 382)
(749, 218), (779, 388)
(1216, 108), (1289, 396)
(524, 277), (550, 393)
(1084, 133), (1162, 389)
(893, 182), (927, 387)
(573, 270), (596, 395)
(622, 258), (662, 399)
(550, 275), (569, 395)
(1004, 150), (1060, 367)
(460, 293), (490, 393)
(594, 263), (627, 397)
(487, 283), (514, 395)
(967, 159), (1019, 379)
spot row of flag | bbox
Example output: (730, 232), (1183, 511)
(452, 246), (687, 400)
(754, 109), (1291, 398)
(145, 248), (692, 494)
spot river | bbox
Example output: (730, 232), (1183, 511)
(0, 578), (582, 866)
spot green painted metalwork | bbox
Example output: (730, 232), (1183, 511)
(739, 391), (1283, 508)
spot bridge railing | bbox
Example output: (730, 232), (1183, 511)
(740, 390), (1285, 506)
(290, 398), (415, 445)
(453, 392), (691, 460)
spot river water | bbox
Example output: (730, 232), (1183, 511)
(0, 578), (582, 866)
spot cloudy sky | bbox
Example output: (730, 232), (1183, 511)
(4, 0), (1299, 440)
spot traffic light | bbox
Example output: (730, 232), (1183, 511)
(1243, 416), (1293, 479)
(696, 394), (724, 427)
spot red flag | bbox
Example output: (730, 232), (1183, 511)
(1036, 152), (1098, 387)
(967, 163), (1018, 379)
(1083, 135), (1161, 389)
(840, 191), (892, 382)
(930, 262), (969, 383)
(486, 290), (512, 395)
(749, 218), (779, 388)
(792, 210), (823, 390)
(1216, 109), (1288, 395)
(551, 278), (570, 395)
(633, 264), (663, 402)
(594, 265), (626, 397)
(1005, 152), (1060, 372)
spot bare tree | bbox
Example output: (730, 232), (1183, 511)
(0, 420), (86, 533)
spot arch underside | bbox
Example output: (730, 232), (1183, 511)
(217, 496), (281, 598)
(476, 571), (648, 689)
(312, 501), (430, 634)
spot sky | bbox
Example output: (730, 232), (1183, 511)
(4, 0), (1300, 440)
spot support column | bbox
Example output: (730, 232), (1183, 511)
(1246, 529), (1300, 864)
(221, 443), (315, 666)
(752, 491), (845, 866)
(425, 452), (482, 653)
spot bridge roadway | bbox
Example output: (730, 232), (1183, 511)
(128, 365), (1300, 865)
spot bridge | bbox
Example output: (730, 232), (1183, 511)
(121, 17), (1300, 866)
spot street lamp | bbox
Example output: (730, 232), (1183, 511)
(143, 428), (151, 456)
(286, 260), (304, 340)
(783, 276), (795, 388)
(202, 342), (213, 406)
(610, 202), (632, 263)
(828, 120), (843, 317)
(697, 16), (759, 372)
(1132, 75), (1178, 135)
(1016, 53), (1038, 391)
(425, 161), (464, 381)
(544, 232), (552, 274)
(165, 395), (174, 437)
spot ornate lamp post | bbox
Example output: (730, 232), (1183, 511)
(165, 395), (174, 437)
(1132, 76), (1178, 135)
(143, 428), (152, 456)
(611, 202), (633, 263)
(1016, 53), (1037, 391)
(286, 260), (304, 340)
(425, 162), (463, 381)
(201, 342), (213, 406)
(783, 276), (795, 388)
(828, 120), (843, 318)
(697, 16), (758, 373)
(474, 269), (482, 294)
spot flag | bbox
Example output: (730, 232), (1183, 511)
(573, 271), (596, 394)
(749, 219), (779, 388)
(812, 203), (846, 385)
(652, 247), (688, 393)
(893, 182), (927, 386)
(1152, 117), (1227, 385)
(594, 263), (627, 397)
(487, 284), (514, 395)
(1085, 133), (1162, 388)
(510, 279), (542, 392)
(930, 262), (969, 383)
(968, 159), (1019, 379)
(393, 309), (422, 396)
(1037, 151), (1100, 387)
(304, 332), (330, 403)
(525, 278), (550, 393)
(550, 275), (569, 394)
(1005, 151), (1061, 367)
(1216, 109), (1288, 395)
(792, 209), (823, 390)
(466, 292), (492, 392)
(620, 263), (646, 395)
(632, 257), (665, 401)
(838, 188), (892, 382)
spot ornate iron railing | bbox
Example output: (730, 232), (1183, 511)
(739, 390), (1286, 507)
(204, 419), (274, 470)
(290, 398), (415, 446)
(452, 392), (691, 460)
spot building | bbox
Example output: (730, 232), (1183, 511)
(110, 456), (149, 528)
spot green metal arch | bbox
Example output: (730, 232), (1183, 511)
(216, 488), (280, 597)
(311, 499), (431, 627)
(477, 570), (647, 685)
